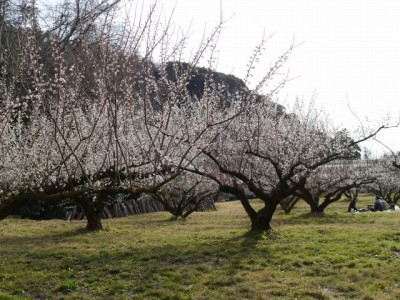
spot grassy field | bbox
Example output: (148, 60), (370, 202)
(1, 195), (400, 299)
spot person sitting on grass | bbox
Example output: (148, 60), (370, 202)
(348, 198), (358, 213)
(374, 196), (384, 212)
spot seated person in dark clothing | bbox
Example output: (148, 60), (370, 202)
(348, 198), (358, 212)
(374, 196), (384, 212)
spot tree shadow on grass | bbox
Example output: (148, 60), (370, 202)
(0, 225), (272, 259)
(0, 227), (96, 249)
(85, 231), (274, 273)
(0, 226), (283, 299)
(283, 212), (352, 225)
(239, 229), (277, 247)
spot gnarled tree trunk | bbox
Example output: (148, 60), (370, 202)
(249, 200), (279, 231)
(76, 194), (105, 231)
(280, 196), (300, 214)
(302, 196), (325, 214)
(221, 184), (279, 232)
(310, 206), (325, 214)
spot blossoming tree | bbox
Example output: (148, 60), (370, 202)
(0, 0), (393, 233)
(186, 99), (389, 231)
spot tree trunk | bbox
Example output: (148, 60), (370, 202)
(220, 184), (278, 232)
(303, 197), (322, 214)
(310, 206), (325, 214)
(314, 196), (340, 213)
(250, 208), (270, 231)
(77, 195), (104, 231)
(280, 196), (300, 214)
(249, 201), (278, 232)
(84, 206), (103, 231)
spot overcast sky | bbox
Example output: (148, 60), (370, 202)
(153, 0), (400, 156)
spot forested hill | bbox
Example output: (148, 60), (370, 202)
(164, 62), (248, 99)
(160, 62), (286, 113)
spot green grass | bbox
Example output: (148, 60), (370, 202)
(1, 195), (400, 299)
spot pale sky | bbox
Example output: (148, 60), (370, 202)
(154, 0), (400, 156)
